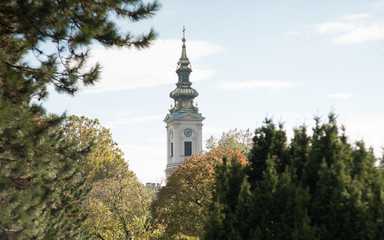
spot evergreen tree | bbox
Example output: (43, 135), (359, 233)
(289, 125), (309, 181)
(247, 119), (289, 184)
(0, 0), (159, 98)
(203, 156), (247, 240)
(0, 1), (159, 238)
(203, 114), (384, 240)
(0, 95), (92, 239)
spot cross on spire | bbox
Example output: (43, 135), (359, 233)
(182, 26), (186, 45)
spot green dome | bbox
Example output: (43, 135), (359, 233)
(168, 28), (201, 117)
(170, 87), (199, 99)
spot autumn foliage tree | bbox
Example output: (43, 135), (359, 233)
(63, 115), (129, 183)
(203, 115), (384, 240)
(84, 172), (154, 240)
(63, 115), (155, 239)
(151, 148), (247, 239)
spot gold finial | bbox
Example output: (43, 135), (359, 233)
(196, 102), (198, 106)
(182, 26), (186, 44)
(170, 104), (173, 108)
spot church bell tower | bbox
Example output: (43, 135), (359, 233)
(164, 28), (205, 178)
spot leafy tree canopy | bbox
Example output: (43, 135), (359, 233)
(151, 148), (247, 240)
(84, 173), (155, 240)
(206, 128), (253, 155)
(63, 115), (128, 183)
(63, 115), (157, 239)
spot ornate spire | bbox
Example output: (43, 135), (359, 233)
(169, 28), (201, 116)
(177, 26), (191, 72)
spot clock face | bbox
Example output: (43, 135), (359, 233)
(170, 130), (173, 138)
(184, 128), (193, 137)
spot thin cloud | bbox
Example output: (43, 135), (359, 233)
(332, 24), (384, 44)
(295, 13), (384, 45)
(132, 115), (164, 123)
(147, 137), (164, 143)
(80, 39), (224, 94)
(313, 22), (355, 34)
(204, 126), (226, 136)
(109, 114), (164, 126)
(219, 80), (296, 92)
(342, 14), (372, 20)
(343, 119), (384, 156)
(327, 93), (353, 99)
(121, 144), (165, 183)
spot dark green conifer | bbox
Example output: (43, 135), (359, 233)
(0, 0), (159, 238)
(247, 119), (289, 184)
(203, 114), (384, 240)
(203, 157), (246, 240)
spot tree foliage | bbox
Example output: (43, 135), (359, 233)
(151, 148), (247, 239)
(0, 108), (92, 239)
(63, 115), (128, 183)
(0, 1), (158, 238)
(84, 172), (154, 240)
(0, 0), (159, 99)
(63, 115), (156, 239)
(203, 114), (384, 240)
(206, 128), (253, 155)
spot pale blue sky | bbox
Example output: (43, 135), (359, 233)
(44, 0), (384, 183)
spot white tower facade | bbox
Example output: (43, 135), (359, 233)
(164, 30), (205, 178)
